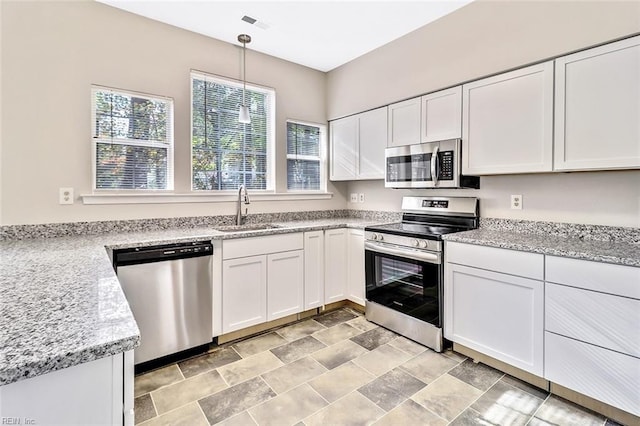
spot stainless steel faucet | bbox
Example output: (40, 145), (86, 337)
(236, 185), (250, 225)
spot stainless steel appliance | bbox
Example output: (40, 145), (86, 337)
(385, 139), (479, 189)
(364, 196), (479, 351)
(114, 241), (213, 367)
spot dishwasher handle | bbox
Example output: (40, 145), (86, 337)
(114, 241), (213, 267)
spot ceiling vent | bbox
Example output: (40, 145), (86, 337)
(241, 15), (270, 30)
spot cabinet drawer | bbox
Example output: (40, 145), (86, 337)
(446, 242), (543, 280)
(223, 233), (303, 260)
(546, 283), (640, 357)
(546, 256), (640, 299)
(545, 332), (640, 416)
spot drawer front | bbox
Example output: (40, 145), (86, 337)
(546, 283), (640, 357)
(223, 233), (304, 260)
(545, 332), (640, 416)
(446, 242), (543, 280)
(546, 256), (640, 299)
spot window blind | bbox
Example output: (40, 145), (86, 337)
(91, 87), (174, 190)
(286, 121), (323, 191)
(191, 71), (274, 191)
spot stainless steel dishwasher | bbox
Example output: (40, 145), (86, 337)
(114, 241), (213, 366)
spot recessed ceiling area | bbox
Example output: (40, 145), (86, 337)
(97, 1), (473, 72)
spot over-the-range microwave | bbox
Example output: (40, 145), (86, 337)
(385, 139), (480, 189)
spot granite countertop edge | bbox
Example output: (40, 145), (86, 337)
(0, 219), (378, 386)
(442, 230), (640, 267)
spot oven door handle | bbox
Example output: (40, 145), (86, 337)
(365, 241), (441, 264)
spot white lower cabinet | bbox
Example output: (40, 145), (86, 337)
(445, 262), (544, 376)
(545, 332), (640, 416)
(446, 242), (640, 416)
(324, 228), (348, 304)
(267, 250), (304, 321)
(347, 228), (365, 306)
(303, 231), (324, 310)
(544, 255), (640, 415)
(0, 351), (133, 425)
(221, 233), (303, 334)
(222, 255), (268, 333)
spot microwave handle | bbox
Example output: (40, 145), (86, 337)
(431, 146), (439, 185)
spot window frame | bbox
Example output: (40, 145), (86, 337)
(190, 70), (276, 192)
(90, 85), (174, 192)
(285, 119), (327, 192)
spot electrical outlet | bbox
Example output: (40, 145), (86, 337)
(350, 193), (358, 203)
(358, 193), (365, 203)
(511, 194), (523, 210)
(59, 187), (74, 205)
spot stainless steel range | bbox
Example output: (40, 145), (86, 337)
(364, 196), (479, 352)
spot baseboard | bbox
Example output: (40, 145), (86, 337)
(551, 383), (639, 426)
(452, 343), (549, 390)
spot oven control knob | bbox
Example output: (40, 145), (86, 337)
(377, 234), (383, 241)
(419, 240), (428, 248)
(371, 233), (378, 240)
(411, 239), (419, 247)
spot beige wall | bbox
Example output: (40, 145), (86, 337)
(0, 1), (346, 225)
(328, 0), (640, 227)
(347, 171), (640, 228)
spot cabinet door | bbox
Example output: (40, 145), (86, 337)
(346, 229), (365, 306)
(324, 228), (348, 304)
(0, 354), (125, 425)
(388, 97), (421, 147)
(358, 107), (387, 179)
(304, 231), (324, 310)
(554, 36), (640, 171)
(421, 86), (462, 142)
(267, 250), (304, 321)
(222, 255), (267, 333)
(462, 62), (554, 175)
(445, 263), (544, 375)
(329, 116), (358, 180)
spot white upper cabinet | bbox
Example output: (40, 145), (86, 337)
(554, 36), (640, 171)
(330, 106), (387, 181)
(462, 62), (554, 175)
(329, 116), (358, 180)
(421, 86), (462, 142)
(388, 97), (421, 147)
(358, 107), (388, 179)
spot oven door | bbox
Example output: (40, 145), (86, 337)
(364, 241), (442, 327)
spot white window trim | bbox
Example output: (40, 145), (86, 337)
(80, 191), (333, 205)
(91, 85), (175, 191)
(190, 70), (276, 192)
(285, 119), (327, 193)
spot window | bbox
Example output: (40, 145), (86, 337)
(286, 121), (325, 191)
(191, 71), (275, 191)
(91, 86), (173, 190)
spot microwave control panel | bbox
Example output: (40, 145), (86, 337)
(439, 151), (454, 180)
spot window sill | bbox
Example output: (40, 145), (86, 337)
(80, 191), (333, 205)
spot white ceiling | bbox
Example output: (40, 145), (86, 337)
(97, 0), (472, 72)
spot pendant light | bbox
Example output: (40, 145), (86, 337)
(238, 34), (251, 124)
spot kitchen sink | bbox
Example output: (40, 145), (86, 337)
(214, 223), (280, 232)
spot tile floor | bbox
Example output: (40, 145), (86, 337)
(134, 308), (620, 426)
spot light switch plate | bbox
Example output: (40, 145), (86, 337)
(350, 193), (358, 203)
(511, 194), (523, 210)
(59, 187), (74, 205)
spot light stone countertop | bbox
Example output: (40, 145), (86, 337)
(442, 228), (640, 267)
(0, 218), (382, 386)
